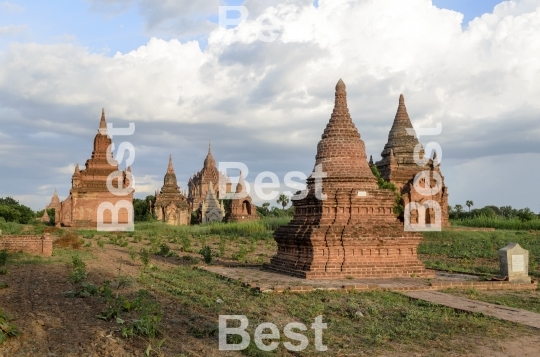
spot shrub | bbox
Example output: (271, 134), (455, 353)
(199, 245), (212, 264)
(54, 232), (83, 249)
(139, 248), (151, 267)
(68, 255), (88, 284)
(0, 308), (19, 345)
(156, 243), (174, 257)
(0, 250), (8, 266)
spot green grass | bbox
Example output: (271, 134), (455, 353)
(451, 216), (540, 230)
(131, 217), (290, 239)
(0, 220), (25, 235)
(419, 230), (540, 277)
(444, 288), (540, 313)
(4, 248), (94, 265)
(144, 266), (516, 355)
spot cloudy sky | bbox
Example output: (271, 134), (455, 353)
(0, 0), (539, 212)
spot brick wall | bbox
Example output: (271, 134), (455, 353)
(0, 234), (53, 256)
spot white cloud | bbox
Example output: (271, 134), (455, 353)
(56, 164), (76, 175)
(1, 0), (540, 210)
(0, 25), (26, 36)
(0, 1), (25, 13)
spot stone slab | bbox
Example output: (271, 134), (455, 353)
(403, 290), (540, 329)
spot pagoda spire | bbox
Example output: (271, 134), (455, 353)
(100, 108), (107, 129)
(204, 143), (216, 168)
(236, 170), (246, 193)
(394, 94), (412, 124)
(313, 79), (373, 182)
(167, 155), (175, 174)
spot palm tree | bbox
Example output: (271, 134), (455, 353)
(465, 200), (474, 212)
(262, 202), (270, 214)
(277, 194), (290, 210)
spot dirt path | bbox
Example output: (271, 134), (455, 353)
(403, 290), (540, 329)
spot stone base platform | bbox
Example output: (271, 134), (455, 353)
(266, 262), (435, 279)
(200, 265), (537, 294)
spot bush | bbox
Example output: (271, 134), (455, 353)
(0, 250), (8, 266)
(199, 245), (212, 264)
(139, 248), (151, 267)
(54, 232), (84, 249)
(68, 255), (88, 284)
(0, 197), (35, 224)
(0, 308), (19, 345)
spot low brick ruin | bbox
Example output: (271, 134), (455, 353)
(225, 171), (260, 223)
(269, 79), (434, 279)
(0, 234), (53, 256)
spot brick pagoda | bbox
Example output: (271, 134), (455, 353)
(40, 207), (50, 223)
(224, 171), (259, 222)
(55, 109), (133, 228)
(188, 144), (229, 213)
(375, 94), (449, 227)
(151, 155), (190, 226)
(268, 79), (433, 279)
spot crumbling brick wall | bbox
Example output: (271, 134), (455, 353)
(0, 234), (53, 256)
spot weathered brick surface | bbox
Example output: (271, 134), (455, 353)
(151, 155), (190, 226)
(55, 109), (133, 228)
(0, 234), (52, 256)
(375, 95), (449, 227)
(269, 79), (433, 279)
(225, 171), (260, 223)
(188, 145), (228, 215)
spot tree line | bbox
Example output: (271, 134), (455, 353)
(449, 200), (539, 222)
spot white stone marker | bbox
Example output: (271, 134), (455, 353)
(499, 242), (531, 283)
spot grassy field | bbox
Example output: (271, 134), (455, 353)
(2, 220), (540, 355)
(450, 216), (540, 230)
(145, 265), (516, 356)
(418, 230), (540, 278)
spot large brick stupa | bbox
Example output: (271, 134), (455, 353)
(55, 109), (133, 228)
(268, 79), (434, 279)
(375, 94), (449, 227)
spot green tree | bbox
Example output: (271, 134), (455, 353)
(0, 206), (21, 223)
(0, 197), (34, 224)
(277, 194), (290, 210)
(500, 206), (516, 218)
(465, 200), (474, 212)
(133, 195), (155, 222)
(517, 208), (536, 223)
(262, 202), (270, 213)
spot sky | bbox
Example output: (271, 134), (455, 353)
(0, 0), (539, 212)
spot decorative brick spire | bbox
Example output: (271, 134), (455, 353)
(313, 79), (375, 183)
(99, 108), (107, 130)
(167, 155), (175, 174)
(204, 142), (216, 168)
(386, 94), (418, 153)
(236, 171), (246, 194)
